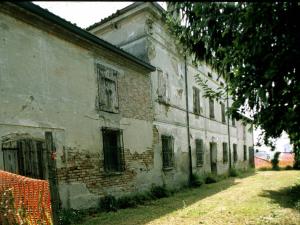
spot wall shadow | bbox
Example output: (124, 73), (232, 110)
(79, 170), (257, 225)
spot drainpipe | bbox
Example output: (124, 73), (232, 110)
(184, 55), (193, 186)
(226, 87), (232, 169)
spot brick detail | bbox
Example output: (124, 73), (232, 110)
(57, 146), (154, 196)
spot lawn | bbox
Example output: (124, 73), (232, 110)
(77, 170), (300, 225)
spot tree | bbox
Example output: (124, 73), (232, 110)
(165, 2), (300, 168)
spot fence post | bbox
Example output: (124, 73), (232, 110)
(45, 131), (60, 225)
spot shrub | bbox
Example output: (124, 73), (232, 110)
(271, 152), (281, 170)
(258, 167), (271, 171)
(229, 168), (239, 177)
(150, 185), (171, 199)
(190, 173), (204, 187)
(204, 174), (217, 184)
(59, 208), (84, 225)
(285, 165), (293, 170)
(99, 195), (117, 212)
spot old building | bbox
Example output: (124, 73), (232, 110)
(0, 2), (254, 210)
(87, 1), (254, 181)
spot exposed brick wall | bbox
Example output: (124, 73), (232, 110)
(57, 145), (154, 196)
(118, 70), (153, 122)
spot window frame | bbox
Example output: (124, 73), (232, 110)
(102, 127), (125, 173)
(222, 142), (228, 163)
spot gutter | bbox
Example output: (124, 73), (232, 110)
(12, 2), (156, 72)
(184, 56), (193, 186)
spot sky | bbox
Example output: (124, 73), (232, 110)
(32, 2), (291, 152)
(34, 1), (167, 29)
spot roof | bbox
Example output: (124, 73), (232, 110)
(86, 2), (165, 31)
(11, 2), (156, 72)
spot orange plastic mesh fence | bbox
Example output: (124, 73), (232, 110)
(0, 170), (53, 225)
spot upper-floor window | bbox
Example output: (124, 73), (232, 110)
(209, 98), (215, 119)
(232, 117), (236, 126)
(195, 139), (204, 166)
(96, 63), (119, 113)
(161, 135), (174, 169)
(193, 87), (201, 115)
(102, 128), (125, 172)
(222, 142), (228, 163)
(221, 102), (226, 123)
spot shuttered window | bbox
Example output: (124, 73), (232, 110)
(196, 139), (204, 166)
(102, 128), (125, 172)
(161, 135), (174, 169)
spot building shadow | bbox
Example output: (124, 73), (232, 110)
(259, 182), (300, 210)
(80, 170), (257, 225)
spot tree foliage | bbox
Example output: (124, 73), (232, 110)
(166, 2), (300, 167)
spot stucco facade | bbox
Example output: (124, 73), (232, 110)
(0, 2), (254, 210)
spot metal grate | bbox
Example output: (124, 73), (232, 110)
(196, 139), (204, 166)
(161, 135), (174, 169)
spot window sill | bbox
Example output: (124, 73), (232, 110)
(162, 167), (174, 171)
(103, 171), (124, 176)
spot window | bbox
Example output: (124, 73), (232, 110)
(208, 72), (212, 78)
(244, 145), (247, 161)
(220, 82), (224, 87)
(221, 102), (226, 123)
(2, 139), (47, 179)
(195, 139), (204, 166)
(102, 128), (125, 172)
(193, 87), (201, 115)
(96, 63), (119, 113)
(232, 117), (236, 126)
(243, 125), (246, 140)
(158, 69), (170, 104)
(209, 98), (215, 119)
(161, 135), (174, 169)
(233, 144), (238, 162)
(222, 142), (228, 163)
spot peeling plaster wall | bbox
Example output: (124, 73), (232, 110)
(91, 4), (254, 186)
(0, 9), (155, 209)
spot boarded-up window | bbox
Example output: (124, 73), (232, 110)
(193, 87), (201, 115)
(244, 145), (247, 161)
(158, 69), (170, 104)
(1, 139), (47, 179)
(96, 63), (119, 113)
(221, 102), (226, 123)
(209, 98), (215, 119)
(222, 142), (228, 163)
(233, 144), (238, 162)
(196, 139), (204, 166)
(161, 135), (174, 169)
(102, 128), (125, 172)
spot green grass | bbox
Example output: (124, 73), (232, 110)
(76, 170), (300, 225)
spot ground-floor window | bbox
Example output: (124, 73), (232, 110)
(223, 142), (228, 163)
(102, 128), (125, 172)
(195, 139), (204, 166)
(233, 144), (238, 162)
(1, 139), (47, 179)
(161, 135), (174, 169)
(244, 145), (247, 161)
